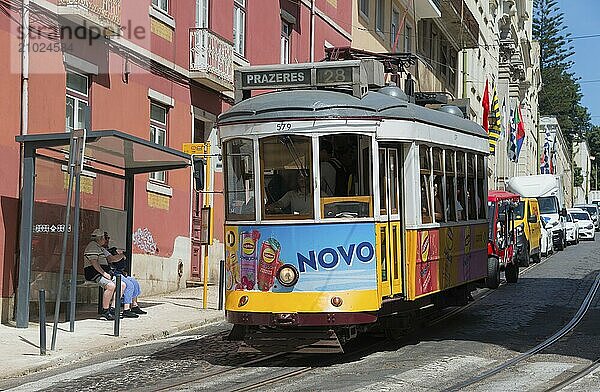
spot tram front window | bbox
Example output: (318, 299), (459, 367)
(261, 135), (313, 219)
(320, 134), (373, 218)
(224, 138), (255, 221)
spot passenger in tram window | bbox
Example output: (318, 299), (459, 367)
(421, 176), (432, 224)
(434, 178), (445, 222)
(267, 173), (311, 215)
(456, 186), (465, 220)
(319, 140), (337, 196)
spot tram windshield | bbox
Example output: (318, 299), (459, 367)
(224, 139), (255, 221)
(319, 134), (373, 219)
(262, 135), (313, 219)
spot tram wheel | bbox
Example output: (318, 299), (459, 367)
(505, 263), (519, 283)
(486, 257), (500, 289)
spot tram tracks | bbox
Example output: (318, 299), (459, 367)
(443, 271), (600, 391)
(151, 252), (558, 392)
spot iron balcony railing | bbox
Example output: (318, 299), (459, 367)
(190, 27), (234, 86)
(58, 0), (121, 26)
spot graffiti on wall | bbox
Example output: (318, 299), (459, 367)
(133, 227), (158, 254)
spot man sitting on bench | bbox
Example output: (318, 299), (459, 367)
(83, 228), (127, 320)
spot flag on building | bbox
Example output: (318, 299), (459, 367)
(482, 79), (490, 133)
(515, 103), (525, 160)
(500, 97), (508, 140)
(488, 85), (501, 154)
(508, 105), (517, 161)
(508, 101), (525, 162)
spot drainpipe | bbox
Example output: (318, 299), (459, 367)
(310, 0), (315, 62)
(22, 0), (29, 136)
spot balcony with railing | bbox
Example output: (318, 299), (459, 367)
(57, 0), (121, 34)
(190, 28), (234, 92)
(437, 0), (479, 48)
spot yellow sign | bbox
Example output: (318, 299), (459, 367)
(151, 18), (173, 42)
(183, 142), (208, 155)
(148, 192), (170, 210)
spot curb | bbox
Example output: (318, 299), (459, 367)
(1, 314), (226, 381)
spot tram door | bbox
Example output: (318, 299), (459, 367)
(377, 147), (403, 298)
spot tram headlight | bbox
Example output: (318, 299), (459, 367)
(276, 264), (299, 287)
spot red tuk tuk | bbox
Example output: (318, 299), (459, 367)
(487, 190), (520, 288)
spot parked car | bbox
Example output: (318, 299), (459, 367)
(564, 212), (579, 245)
(540, 218), (553, 257)
(513, 197), (542, 266)
(568, 208), (596, 241)
(574, 204), (600, 231)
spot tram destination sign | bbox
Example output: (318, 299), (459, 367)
(241, 69), (311, 88)
(235, 60), (370, 102)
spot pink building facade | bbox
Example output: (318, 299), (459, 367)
(0, 0), (351, 324)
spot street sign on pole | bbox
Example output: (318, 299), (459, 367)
(183, 143), (206, 155)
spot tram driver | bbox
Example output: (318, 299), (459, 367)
(266, 172), (311, 215)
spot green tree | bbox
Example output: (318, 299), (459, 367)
(533, 0), (591, 144)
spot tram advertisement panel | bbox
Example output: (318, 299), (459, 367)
(224, 223), (377, 293)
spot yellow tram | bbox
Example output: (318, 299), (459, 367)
(218, 61), (489, 352)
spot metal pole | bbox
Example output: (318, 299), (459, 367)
(39, 289), (46, 355)
(218, 259), (225, 310)
(51, 139), (76, 350)
(69, 173), (81, 332)
(202, 144), (211, 309)
(114, 274), (121, 337)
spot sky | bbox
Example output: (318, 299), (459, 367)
(555, 0), (600, 126)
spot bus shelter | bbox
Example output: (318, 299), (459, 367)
(15, 130), (191, 328)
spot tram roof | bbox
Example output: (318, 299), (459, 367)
(217, 89), (487, 138)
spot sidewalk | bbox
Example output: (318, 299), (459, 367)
(0, 285), (225, 380)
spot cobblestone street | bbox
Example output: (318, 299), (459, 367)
(2, 238), (599, 392)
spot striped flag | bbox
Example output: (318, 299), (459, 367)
(488, 85), (501, 154)
(508, 100), (526, 162)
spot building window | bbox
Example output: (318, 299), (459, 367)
(65, 71), (89, 133)
(376, 0), (384, 33)
(196, 0), (209, 28)
(281, 20), (291, 64)
(404, 24), (412, 52)
(233, 0), (246, 57)
(150, 102), (167, 183)
(391, 8), (400, 51)
(152, 0), (168, 13)
(359, 0), (369, 18)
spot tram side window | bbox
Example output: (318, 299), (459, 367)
(467, 153), (477, 219)
(477, 155), (486, 219)
(320, 134), (373, 218)
(433, 147), (444, 222)
(445, 150), (456, 221)
(224, 138), (255, 221)
(456, 152), (466, 220)
(261, 135), (313, 219)
(420, 145), (432, 224)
